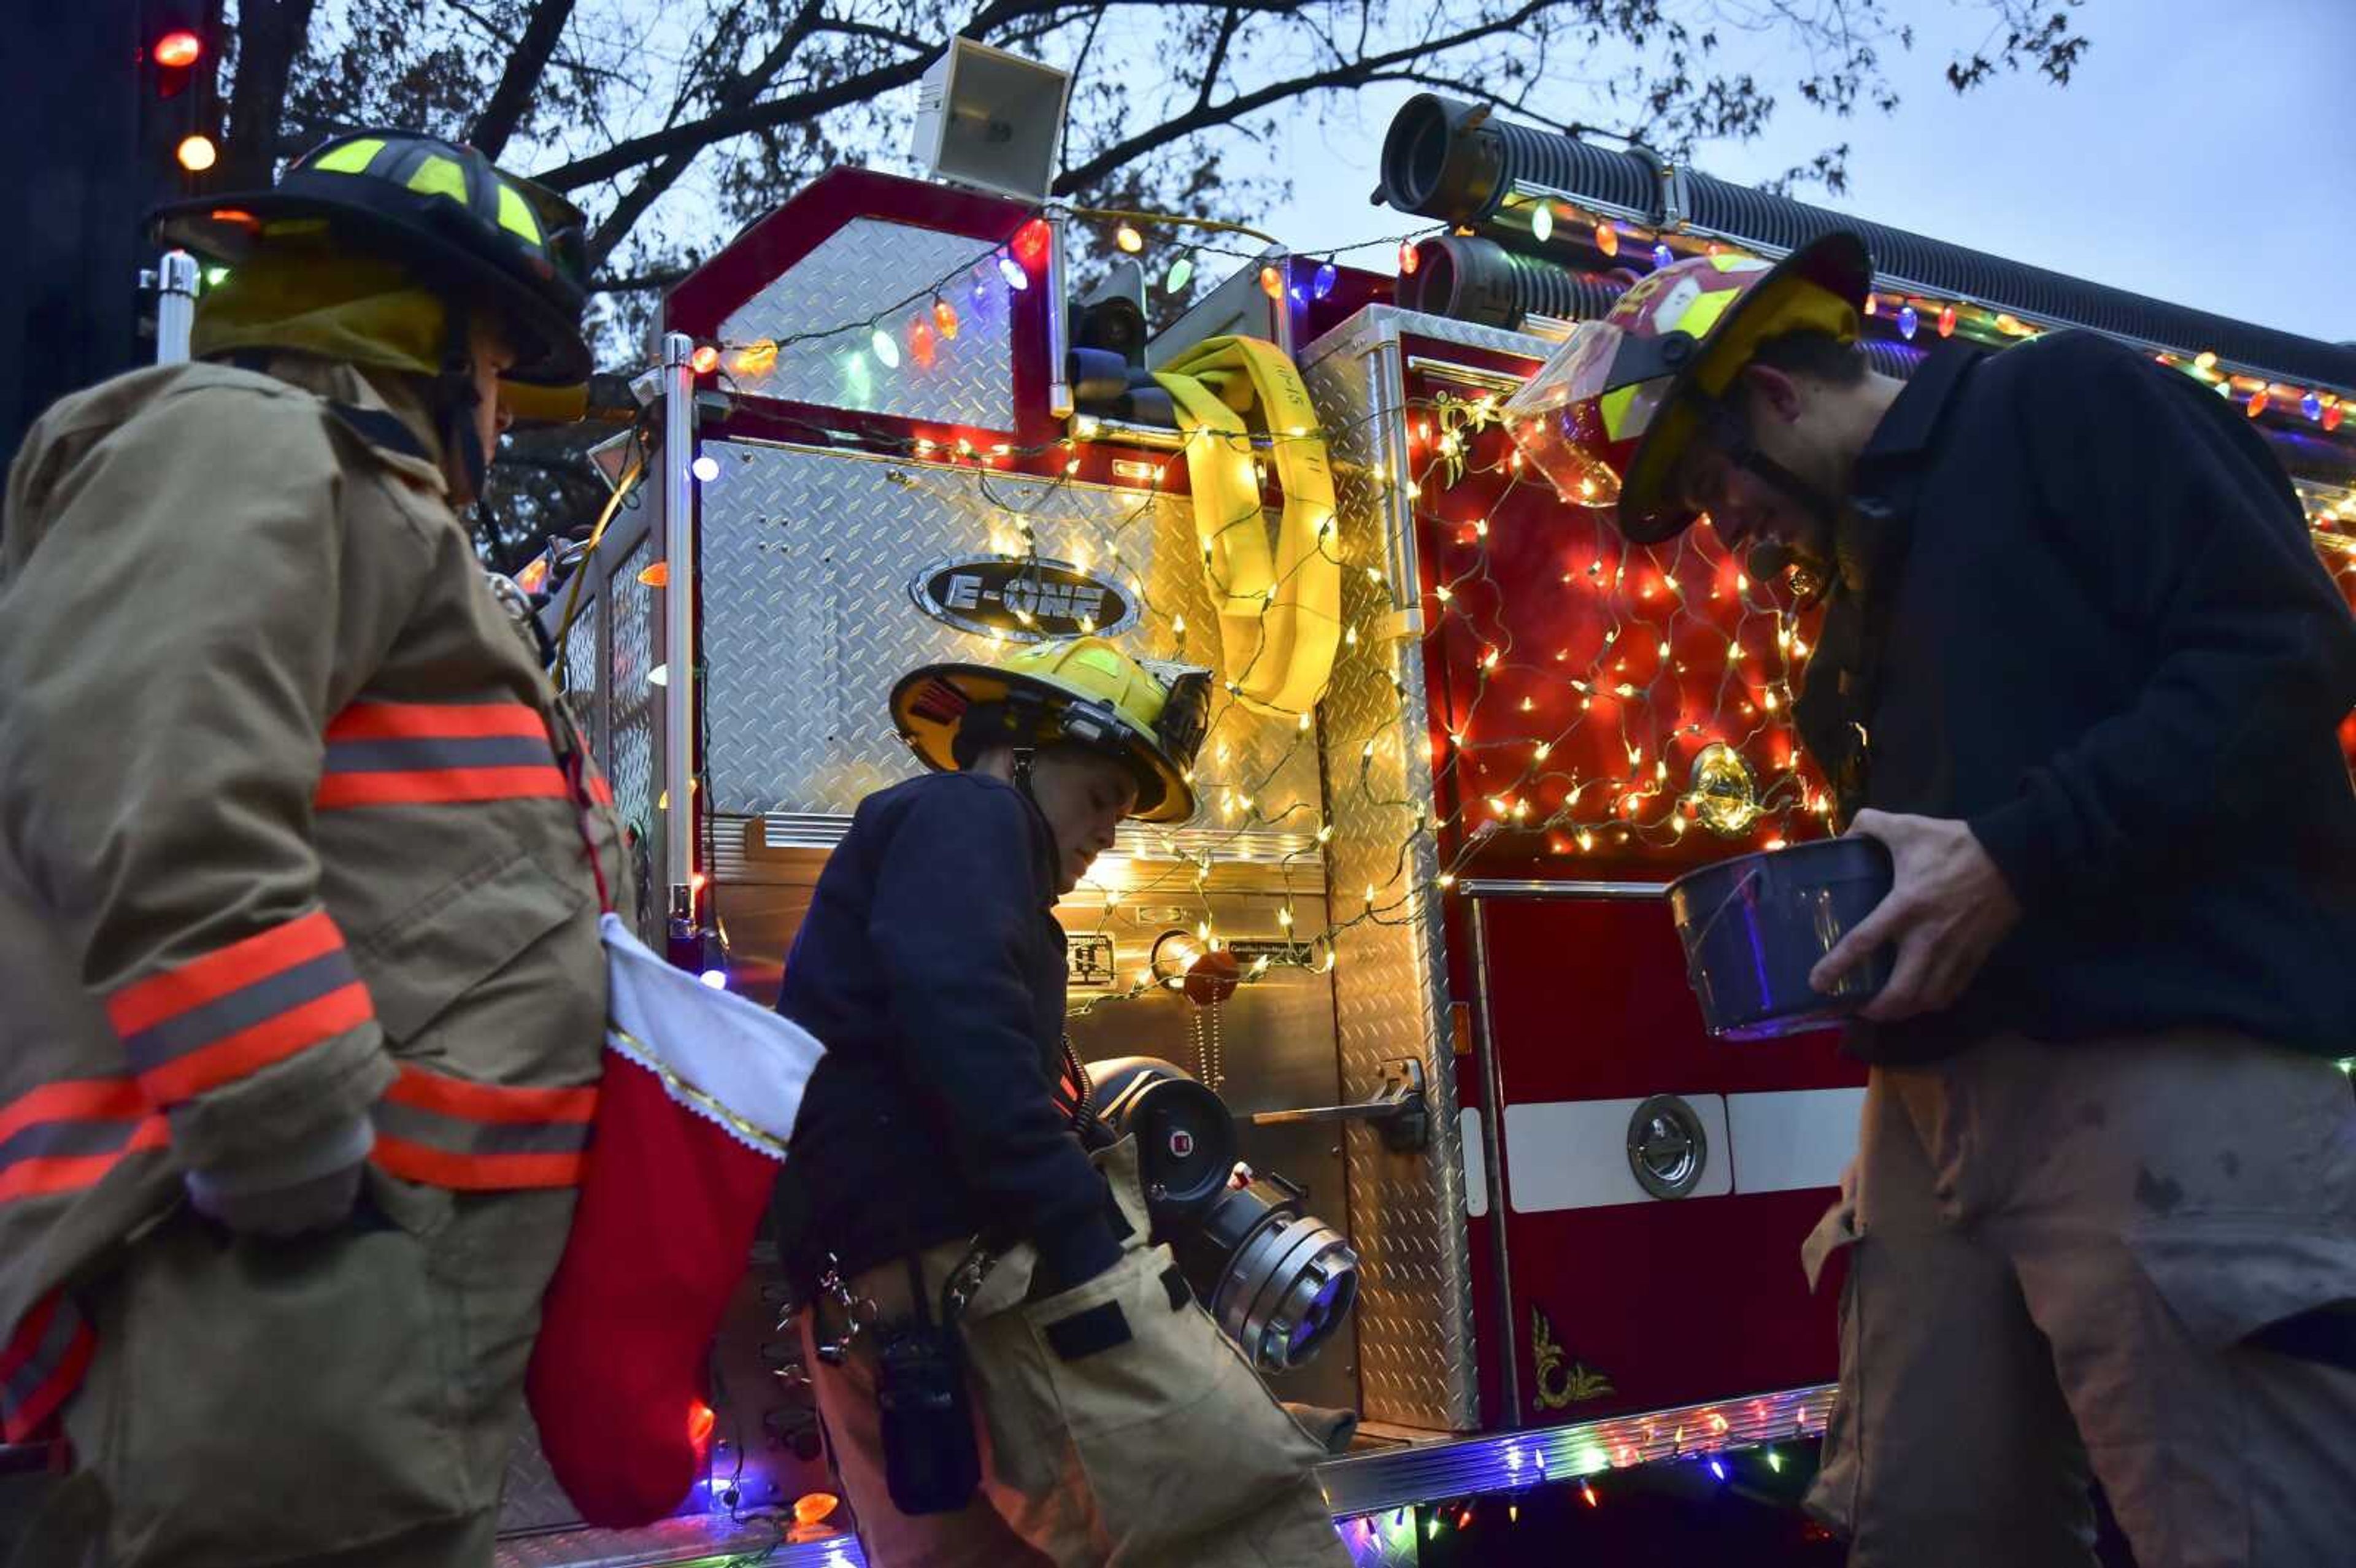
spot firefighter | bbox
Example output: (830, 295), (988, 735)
(773, 636), (1350, 1568)
(1546, 231), (2356, 1565)
(0, 130), (627, 1565)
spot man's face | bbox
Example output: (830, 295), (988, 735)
(1026, 747), (1138, 896)
(443, 316), (518, 504)
(1672, 367), (1841, 572)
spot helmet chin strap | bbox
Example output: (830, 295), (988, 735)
(1009, 745), (1068, 867)
(436, 298), (491, 501)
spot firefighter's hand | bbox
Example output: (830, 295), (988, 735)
(186, 1161), (367, 1238)
(183, 1115), (375, 1239)
(1808, 810), (2022, 1023)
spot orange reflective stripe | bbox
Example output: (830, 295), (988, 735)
(1, 1294), (95, 1444)
(588, 773), (614, 806)
(0, 1079), (147, 1147)
(381, 1064), (595, 1124)
(369, 1065), (596, 1190)
(104, 908), (347, 1038)
(133, 984), (374, 1107)
(326, 701), (549, 741)
(318, 701), (570, 812)
(369, 1136), (587, 1191)
(0, 1113), (166, 1206)
(315, 765), (570, 809)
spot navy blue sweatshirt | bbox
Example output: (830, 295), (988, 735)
(772, 772), (1121, 1285)
(1796, 331), (2356, 1063)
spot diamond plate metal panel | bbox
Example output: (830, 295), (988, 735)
(610, 535), (661, 943)
(560, 595), (601, 756)
(719, 218), (1015, 431)
(1340, 1513), (1423, 1568)
(495, 1517), (864, 1567)
(1304, 313), (1480, 1434)
(496, 1416), (583, 1535)
(697, 442), (1320, 834)
(1320, 1382), (1837, 1517)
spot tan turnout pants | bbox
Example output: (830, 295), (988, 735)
(800, 1141), (1349, 1567)
(1803, 1030), (2356, 1568)
(31, 1174), (571, 1568)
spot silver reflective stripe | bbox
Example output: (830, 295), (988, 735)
(118, 947), (360, 1078)
(370, 1098), (591, 1157)
(0, 1116), (144, 1175)
(2, 1299), (83, 1413)
(322, 736), (557, 773)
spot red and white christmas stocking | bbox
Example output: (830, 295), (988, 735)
(527, 914), (824, 1528)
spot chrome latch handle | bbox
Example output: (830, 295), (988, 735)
(1249, 1059), (1430, 1154)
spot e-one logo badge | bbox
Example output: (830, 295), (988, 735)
(910, 555), (1140, 644)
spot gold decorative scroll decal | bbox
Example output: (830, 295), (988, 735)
(1531, 1304), (1616, 1409)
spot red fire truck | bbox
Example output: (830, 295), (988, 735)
(479, 87), (2356, 1568)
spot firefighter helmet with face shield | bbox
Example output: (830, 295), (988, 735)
(1503, 232), (1872, 544)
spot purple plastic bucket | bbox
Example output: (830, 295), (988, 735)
(1666, 837), (1895, 1041)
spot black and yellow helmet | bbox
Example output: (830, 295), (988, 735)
(155, 128), (593, 385)
(891, 637), (1211, 824)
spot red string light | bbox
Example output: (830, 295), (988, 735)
(1011, 217), (1053, 270)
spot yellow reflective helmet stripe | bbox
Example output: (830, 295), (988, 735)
(1600, 382), (1641, 440)
(1002, 637), (1166, 732)
(311, 137), (385, 175)
(495, 183), (542, 243)
(406, 155), (469, 204)
(1675, 288), (1740, 340)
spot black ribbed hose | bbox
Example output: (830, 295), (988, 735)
(1377, 93), (2356, 391)
(1401, 236), (1629, 329)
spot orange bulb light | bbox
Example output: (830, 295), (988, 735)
(688, 344), (720, 374)
(932, 298), (960, 340)
(687, 1402), (717, 1450)
(175, 134), (218, 174)
(1594, 222), (1620, 258)
(1260, 265), (1283, 299)
(155, 29), (203, 67)
(1398, 240), (1420, 275)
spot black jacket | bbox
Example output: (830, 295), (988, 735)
(771, 772), (1122, 1284)
(1796, 330), (2356, 1063)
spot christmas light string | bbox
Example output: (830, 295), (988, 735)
(671, 365), (1827, 1016)
(641, 194), (2356, 1007)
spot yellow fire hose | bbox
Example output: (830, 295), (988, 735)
(1151, 337), (1341, 717)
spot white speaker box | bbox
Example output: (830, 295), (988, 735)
(910, 37), (1072, 202)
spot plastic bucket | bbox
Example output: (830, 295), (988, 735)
(1666, 837), (1895, 1040)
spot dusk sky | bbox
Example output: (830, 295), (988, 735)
(1258, 0), (2355, 346)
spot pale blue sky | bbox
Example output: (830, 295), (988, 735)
(1253, 0), (2356, 344)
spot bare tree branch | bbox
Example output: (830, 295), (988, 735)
(586, 0), (827, 269)
(471, 0), (579, 156)
(531, 0), (1310, 193)
(1196, 5), (1244, 113)
(223, 0), (320, 186)
(1054, 1), (1555, 194)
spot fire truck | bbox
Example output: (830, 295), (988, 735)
(472, 64), (2356, 1568)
